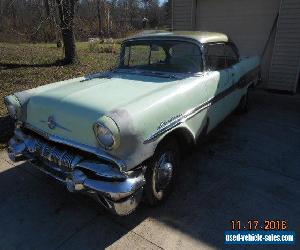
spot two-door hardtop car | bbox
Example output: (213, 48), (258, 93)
(5, 31), (260, 215)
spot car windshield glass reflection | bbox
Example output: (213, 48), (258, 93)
(119, 40), (203, 73)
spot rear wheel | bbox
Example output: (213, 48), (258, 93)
(144, 138), (180, 206)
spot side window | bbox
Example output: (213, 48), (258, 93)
(224, 44), (239, 67)
(128, 45), (149, 66)
(204, 43), (226, 71)
(150, 45), (166, 64)
(123, 44), (166, 67)
(170, 43), (202, 72)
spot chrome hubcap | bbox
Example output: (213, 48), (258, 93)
(152, 152), (174, 199)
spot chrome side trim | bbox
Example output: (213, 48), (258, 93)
(25, 123), (126, 170)
(143, 98), (212, 144)
(144, 66), (260, 144)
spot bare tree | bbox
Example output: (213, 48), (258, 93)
(56, 0), (78, 64)
(0, 0), (168, 43)
(96, 0), (103, 36)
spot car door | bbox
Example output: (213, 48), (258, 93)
(203, 43), (232, 130)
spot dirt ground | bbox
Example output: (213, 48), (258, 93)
(0, 42), (120, 148)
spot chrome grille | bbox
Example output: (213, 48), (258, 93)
(60, 152), (74, 168)
(29, 138), (81, 170)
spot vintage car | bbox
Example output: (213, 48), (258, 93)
(5, 31), (260, 215)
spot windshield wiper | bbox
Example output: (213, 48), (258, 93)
(142, 71), (177, 79)
(80, 71), (112, 82)
(114, 68), (178, 79)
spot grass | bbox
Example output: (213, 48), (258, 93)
(0, 41), (120, 147)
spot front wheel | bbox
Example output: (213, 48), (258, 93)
(144, 138), (180, 206)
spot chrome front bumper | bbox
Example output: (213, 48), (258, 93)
(8, 128), (145, 216)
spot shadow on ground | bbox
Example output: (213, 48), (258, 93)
(0, 90), (299, 249)
(0, 115), (14, 148)
(0, 60), (68, 71)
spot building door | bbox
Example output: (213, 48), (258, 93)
(193, 0), (281, 83)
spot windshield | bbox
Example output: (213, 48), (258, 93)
(119, 40), (203, 73)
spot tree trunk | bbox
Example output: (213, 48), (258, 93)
(56, 0), (78, 64)
(62, 26), (76, 64)
(0, 0), (4, 32)
(96, 0), (103, 37)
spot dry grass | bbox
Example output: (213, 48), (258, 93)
(0, 42), (121, 147)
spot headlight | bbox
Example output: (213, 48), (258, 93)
(93, 116), (120, 150)
(4, 95), (21, 119)
(94, 123), (114, 148)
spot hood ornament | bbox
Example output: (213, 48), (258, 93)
(40, 116), (71, 132)
(47, 116), (56, 129)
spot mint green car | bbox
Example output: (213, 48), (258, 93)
(5, 32), (260, 215)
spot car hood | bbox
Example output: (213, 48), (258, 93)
(25, 72), (179, 146)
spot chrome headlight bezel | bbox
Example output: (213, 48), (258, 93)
(93, 116), (120, 150)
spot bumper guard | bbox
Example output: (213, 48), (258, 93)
(8, 128), (145, 216)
